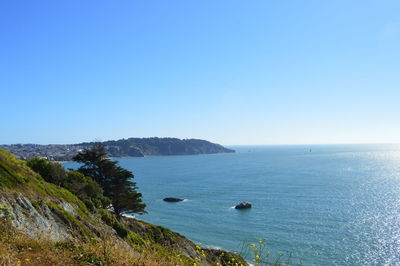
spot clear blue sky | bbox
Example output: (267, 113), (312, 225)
(1, 0), (399, 145)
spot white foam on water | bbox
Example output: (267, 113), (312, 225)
(196, 242), (223, 250)
(123, 213), (136, 219)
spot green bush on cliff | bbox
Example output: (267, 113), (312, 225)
(63, 171), (110, 210)
(26, 158), (110, 210)
(26, 158), (66, 185)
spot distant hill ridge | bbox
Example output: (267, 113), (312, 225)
(1, 137), (235, 161)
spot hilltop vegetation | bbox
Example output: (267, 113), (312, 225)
(0, 148), (245, 265)
(99, 137), (235, 157)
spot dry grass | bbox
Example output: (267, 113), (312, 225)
(0, 219), (186, 266)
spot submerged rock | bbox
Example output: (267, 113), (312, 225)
(235, 201), (252, 209)
(163, 197), (184, 202)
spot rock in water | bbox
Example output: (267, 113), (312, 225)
(235, 201), (252, 209)
(163, 197), (184, 202)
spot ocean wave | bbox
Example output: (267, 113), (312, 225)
(196, 242), (222, 250)
(122, 213), (136, 219)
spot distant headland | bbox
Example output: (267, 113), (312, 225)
(0, 137), (235, 161)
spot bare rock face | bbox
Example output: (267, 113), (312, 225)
(235, 201), (252, 209)
(0, 194), (74, 241)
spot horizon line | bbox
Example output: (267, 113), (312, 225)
(225, 142), (400, 146)
(1, 141), (400, 147)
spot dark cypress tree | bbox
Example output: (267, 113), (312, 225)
(73, 143), (146, 216)
(107, 166), (145, 216)
(73, 143), (108, 186)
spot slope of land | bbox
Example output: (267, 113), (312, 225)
(0, 148), (245, 265)
(1, 137), (235, 161)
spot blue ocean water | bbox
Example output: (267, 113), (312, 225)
(65, 144), (400, 265)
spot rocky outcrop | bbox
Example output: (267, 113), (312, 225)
(235, 202), (252, 209)
(0, 194), (74, 241)
(163, 197), (184, 202)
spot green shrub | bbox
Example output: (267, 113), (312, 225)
(63, 171), (110, 210)
(26, 158), (111, 211)
(26, 158), (66, 185)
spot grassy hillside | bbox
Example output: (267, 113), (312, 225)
(0, 148), (246, 266)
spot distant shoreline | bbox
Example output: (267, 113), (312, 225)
(58, 152), (234, 163)
(0, 137), (234, 161)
